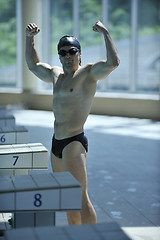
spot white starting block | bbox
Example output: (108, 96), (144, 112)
(0, 143), (48, 177)
(0, 126), (28, 145)
(0, 143), (49, 229)
(0, 108), (28, 145)
(3, 222), (131, 240)
(0, 112), (15, 127)
(0, 172), (81, 228)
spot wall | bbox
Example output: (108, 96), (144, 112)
(0, 90), (159, 120)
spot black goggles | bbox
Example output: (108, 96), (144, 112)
(58, 48), (79, 57)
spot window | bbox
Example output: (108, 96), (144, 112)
(40, 0), (160, 94)
(79, 0), (102, 65)
(105, 0), (131, 92)
(0, 0), (17, 87)
(137, 0), (160, 93)
(50, 0), (73, 66)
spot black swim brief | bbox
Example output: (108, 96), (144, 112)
(51, 132), (88, 158)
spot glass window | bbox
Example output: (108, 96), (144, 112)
(79, 0), (102, 64)
(50, 0), (73, 66)
(106, 0), (131, 92)
(46, 0), (159, 95)
(0, 0), (16, 87)
(40, 0), (73, 90)
(79, 0), (103, 91)
(137, 0), (160, 93)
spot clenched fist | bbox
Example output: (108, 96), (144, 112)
(92, 20), (108, 34)
(26, 23), (40, 37)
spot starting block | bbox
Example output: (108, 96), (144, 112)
(0, 111), (15, 127)
(0, 126), (28, 145)
(0, 172), (81, 228)
(0, 143), (48, 177)
(3, 222), (131, 240)
(0, 107), (55, 229)
(0, 143), (49, 229)
(0, 108), (28, 145)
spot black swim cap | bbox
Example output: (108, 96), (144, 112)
(57, 35), (81, 52)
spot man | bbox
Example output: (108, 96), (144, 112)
(25, 20), (120, 225)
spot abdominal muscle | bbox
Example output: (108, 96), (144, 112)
(52, 65), (96, 140)
(54, 120), (84, 140)
(53, 98), (91, 140)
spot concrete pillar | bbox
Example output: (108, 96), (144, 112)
(22, 0), (42, 91)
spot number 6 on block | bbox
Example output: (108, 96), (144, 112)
(13, 156), (19, 166)
(0, 135), (6, 143)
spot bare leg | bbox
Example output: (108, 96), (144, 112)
(62, 141), (97, 225)
(51, 151), (63, 172)
(51, 151), (81, 224)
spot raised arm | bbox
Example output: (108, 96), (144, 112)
(25, 23), (55, 83)
(90, 20), (120, 81)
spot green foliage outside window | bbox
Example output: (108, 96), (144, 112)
(79, 0), (102, 48)
(0, 0), (159, 66)
(50, 0), (160, 55)
(138, 0), (160, 36)
(50, 0), (73, 55)
(0, 0), (16, 66)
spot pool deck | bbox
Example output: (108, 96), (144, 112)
(1, 109), (160, 239)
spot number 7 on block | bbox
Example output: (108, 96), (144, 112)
(13, 156), (19, 166)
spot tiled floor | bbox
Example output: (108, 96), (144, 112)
(1, 109), (160, 239)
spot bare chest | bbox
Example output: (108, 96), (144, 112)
(53, 75), (84, 109)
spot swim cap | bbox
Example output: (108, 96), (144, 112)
(57, 35), (81, 52)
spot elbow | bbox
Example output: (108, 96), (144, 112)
(25, 58), (32, 71)
(27, 64), (34, 72)
(108, 57), (120, 70)
(28, 65), (35, 71)
(117, 57), (120, 66)
(25, 56), (38, 72)
(114, 57), (120, 68)
(26, 61), (37, 72)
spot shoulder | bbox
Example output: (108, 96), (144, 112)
(51, 66), (63, 83)
(79, 63), (98, 83)
(75, 63), (93, 77)
(52, 66), (63, 75)
(81, 63), (93, 71)
(79, 64), (97, 89)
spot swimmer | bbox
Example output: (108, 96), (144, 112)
(25, 20), (120, 225)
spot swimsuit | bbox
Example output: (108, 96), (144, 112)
(52, 132), (88, 158)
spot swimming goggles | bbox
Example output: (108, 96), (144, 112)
(58, 48), (79, 57)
